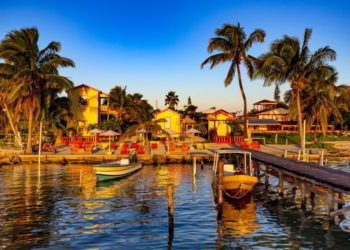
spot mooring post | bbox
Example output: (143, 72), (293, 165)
(167, 184), (174, 243)
(327, 188), (335, 215)
(193, 157), (197, 178)
(310, 190), (315, 209)
(338, 193), (344, 209)
(284, 150), (288, 158)
(217, 159), (224, 220)
(297, 150), (301, 161)
(256, 163), (260, 180)
(292, 186), (297, 199)
(301, 182), (307, 209)
(278, 172), (284, 197)
(264, 166), (269, 191)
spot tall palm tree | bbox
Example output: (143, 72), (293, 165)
(0, 27), (75, 153)
(201, 23), (265, 137)
(254, 28), (336, 147)
(165, 91), (179, 110)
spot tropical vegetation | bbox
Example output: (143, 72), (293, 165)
(0, 27), (75, 153)
(201, 23), (266, 137)
(165, 91), (179, 110)
(253, 28), (337, 146)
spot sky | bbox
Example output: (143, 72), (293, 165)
(1, 0), (350, 113)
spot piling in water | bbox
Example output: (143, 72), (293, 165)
(167, 184), (174, 244)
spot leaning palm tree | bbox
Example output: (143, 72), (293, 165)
(201, 23), (265, 137)
(0, 27), (75, 153)
(165, 91), (179, 110)
(254, 28), (336, 147)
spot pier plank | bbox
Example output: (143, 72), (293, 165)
(246, 149), (350, 192)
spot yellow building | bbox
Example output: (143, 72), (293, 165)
(154, 109), (181, 137)
(67, 84), (117, 135)
(207, 109), (235, 136)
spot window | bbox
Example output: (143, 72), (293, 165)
(79, 96), (88, 106)
(100, 97), (108, 106)
(99, 114), (108, 123)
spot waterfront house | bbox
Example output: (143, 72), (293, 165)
(67, 84), (117, 135)
(154, 109), (181, 137)
(207, 109), (236, 136)
(251, 99), (289, 121)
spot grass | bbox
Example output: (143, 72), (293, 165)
(305, 142), (335, 149)
(252, 132), (350, 145)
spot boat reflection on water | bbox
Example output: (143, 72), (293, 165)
(221, 194), (260, 238)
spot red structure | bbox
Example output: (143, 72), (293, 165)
(61, 136), (98, 147)
(213, 135), (245, 144)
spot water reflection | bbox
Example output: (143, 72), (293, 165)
(0, 164), (350, 249)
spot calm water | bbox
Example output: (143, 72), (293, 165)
(1, 164), (350, 249)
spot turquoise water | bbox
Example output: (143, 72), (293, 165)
(0, 164), (349, 249)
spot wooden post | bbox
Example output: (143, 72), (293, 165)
(284, 150), (288, 158)
(310, 191), (315, 209)
(275, 133), (278, 144)
(319, 150), (324, 166)
(297, 150), (301, 161)
(292, 186), (297, 199)
(256, 164), (260, 180)
(217, 159), (224, 220)
(38, 119), (43, 176)
(278, 172), (284, 197)
(264, 166), (269, 191)
(193, 157), (197, 178)
(327, 188), (335, 215)
(338, 193), (344, 209)
(217, 160), (224, 205)
(301, 182), (307, 209)
(167, 184), (174, 244)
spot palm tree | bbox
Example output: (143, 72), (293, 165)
(165, 91), (179, 110)
(201, 23), (265, 137)
(0, 27), (75, 153)
(254, 28), (336, 147)
(0, 79), (22, 147)
(46, 96), (73, 144)
(109, 86), (128, 124)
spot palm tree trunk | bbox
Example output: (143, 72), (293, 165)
(26, 98), (35, 154)
(296, 90), (304, 148)
(2, 103), (22, 147)
(237, 64), (248, 138)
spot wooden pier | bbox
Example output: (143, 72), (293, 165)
(247, 149), (350, 193)
(244, 148), (350, 219)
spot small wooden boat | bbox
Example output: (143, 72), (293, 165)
(223, 175), (257, 199)
(213, 149), (257, 200)
(93, 159), (142, 181)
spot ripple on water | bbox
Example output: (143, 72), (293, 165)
(0, 164), (350, 249)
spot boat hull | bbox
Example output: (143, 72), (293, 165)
(223, 175), (257, 200)
(93, 163), (142, 182)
